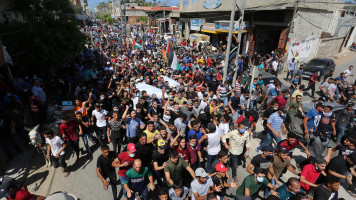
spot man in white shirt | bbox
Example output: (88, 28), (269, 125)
(272, 60), (279, 76)
(44, 130), (69, 177)
(91, 103), (108, 145)
(344, 65), (354, 81)
(190, 168), (214, 200)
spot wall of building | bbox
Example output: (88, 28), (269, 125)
(126, 10), (147, 17)
(287, 8), (333, 63)
(334, 14), (355, 37)
(315, 37), (344, 57)
(128, 16), (147, 24)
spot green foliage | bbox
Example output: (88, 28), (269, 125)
(0, 0), (86, 72)
(136, 16), (148, 22)
(96, 13), (115, 24)
(344, 0), (356, 10)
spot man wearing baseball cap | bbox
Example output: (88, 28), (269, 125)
(271, 146), (299, 183)
(190, 168), (214, 200)
(211, 163), (238, 198)
(152, 139), (169, 185)
(256, 106), (287, 153)
(112, 143), (140, 199)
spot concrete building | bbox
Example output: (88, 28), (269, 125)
(94, 1), (113, 16)
(175, 0), (356, 64)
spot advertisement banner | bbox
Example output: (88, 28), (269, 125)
(190, 19), (205, 31)
(215, 21), (249, 32)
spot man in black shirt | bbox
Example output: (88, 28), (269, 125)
(327, 152), (356, 189)
(96, 145), (117, 200)
(135, 103), (148, 123)
(135, 132), (153, 167)
(313, 175), (340, 200)
(152, 139), (169, 186)
(76, 112), (95, 154)
(247, 145), (275, 177)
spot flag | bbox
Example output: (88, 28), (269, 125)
(171, 53), (180, 71)
(132, 40), (142, 50)
(0, 45), (13, 66)
(166, 41), (174, 67)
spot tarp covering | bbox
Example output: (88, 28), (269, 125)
(135, 83), (168, 99)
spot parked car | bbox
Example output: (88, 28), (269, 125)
(261, 71), (288, 90)
(301, 58), (335, 80)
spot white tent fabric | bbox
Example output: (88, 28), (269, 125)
(161, 75), (180, 88)
(135, 83), (168, 99)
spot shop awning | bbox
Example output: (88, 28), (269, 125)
(201, 29), (219, 34)
(216, 30), (248, 34)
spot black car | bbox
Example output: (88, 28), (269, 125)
(261, 71), (288, 90)
(301, 58), (336, 80)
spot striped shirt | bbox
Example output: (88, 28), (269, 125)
(218, 85), (231, 97)
(267, 112), (284, 133)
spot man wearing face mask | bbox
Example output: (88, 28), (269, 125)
(222, 123), (250, 181)
(236, 167), (278, 199)
(247, 145), (275, 179)
(269, 90), (289, 109)
(256, 107), (287, 153)
(306, 105), (335, 163)
(276, 177), (304, 200)
(299, 156), (327, 193)
(112, 143), (140, 200)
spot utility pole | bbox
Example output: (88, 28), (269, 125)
(120, 0), (127, 36)
(232, 0), (245, 88)
(163, 7), (166, 34)
(222, 0), (237, 84)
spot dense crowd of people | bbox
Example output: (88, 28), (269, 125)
(1, 21), (356, 200)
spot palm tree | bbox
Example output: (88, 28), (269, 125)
(153, 0), (157, 6)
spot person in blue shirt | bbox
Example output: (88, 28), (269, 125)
(256, 74), (264, 87)
(276, 177), (304, 200)
(303, 103), (324, 140)
(289, 74), (299, 95)
(122, 105), (145, 144)
(258, 61), (264, 74)
(188, 120), (205, 147)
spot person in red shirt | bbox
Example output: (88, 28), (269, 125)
(170, 131), (190, 163)
(299, 156), (327, 193)
(268, 89), (289, 109)
(112, 143), (140, 200)
(60, 115), (80, 161)
(8, 183), (45, 200)
(187, 134), (203, 171)
(276, 132), (310, 159)
(304, 70), (320, 97)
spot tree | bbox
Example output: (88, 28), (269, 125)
(0, 0), (86, 72)
(344, 0), (356, 10)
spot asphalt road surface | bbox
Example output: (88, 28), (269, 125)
(26, 52), (356, 200)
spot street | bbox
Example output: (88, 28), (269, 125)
(24, 52), (356, 200)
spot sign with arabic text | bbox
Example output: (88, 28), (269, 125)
(203, 0), (222, 9)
